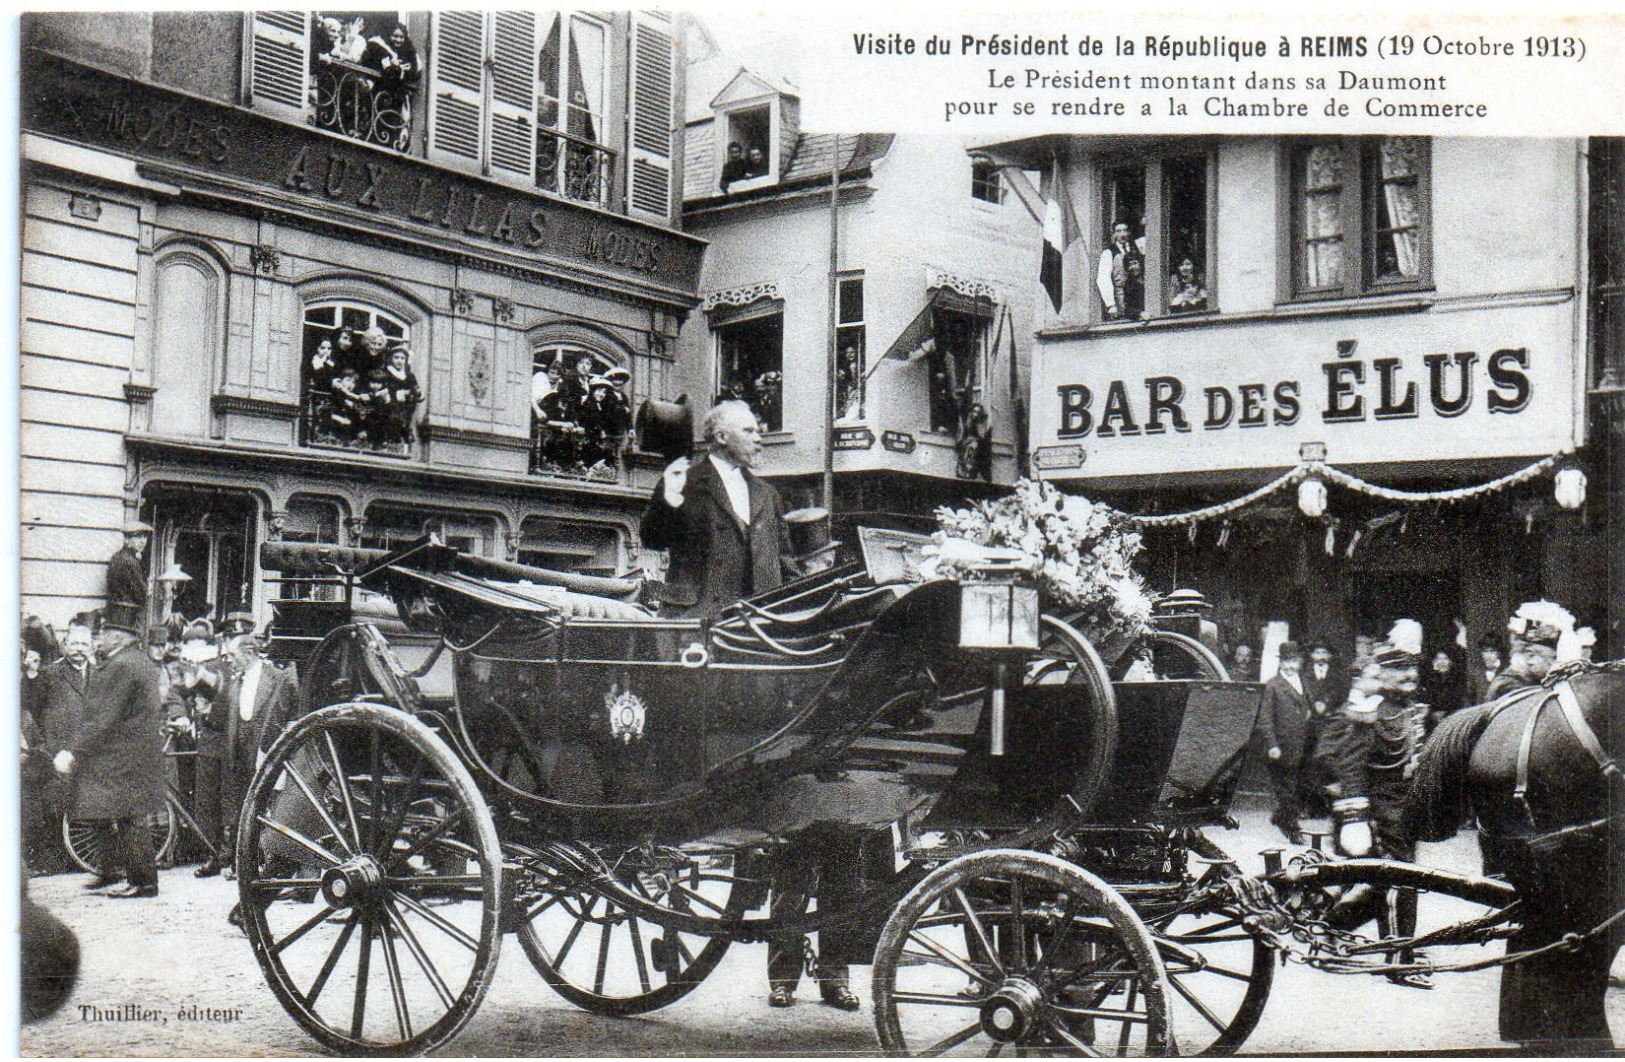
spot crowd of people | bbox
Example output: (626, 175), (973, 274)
(530, 355), (634, 479)
(21, 519), (299, 925)
(306, 325), (423, 452)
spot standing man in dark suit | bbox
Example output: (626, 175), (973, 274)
(105, 520), (152, 622)
(1299, 638), (1349, 817)
(199, 614), (299, 885)
(639, 399), (800, 619)
(1466, 636), (1504, 705)
(55, 608), (166, 898)
(24, 624), (95, 872)
(1257, 641), (1313, 843)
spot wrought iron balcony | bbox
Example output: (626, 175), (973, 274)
(535, 128), (615, 209)
(312, 58), (414, 151)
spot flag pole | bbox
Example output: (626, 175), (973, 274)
(823, 137), (841, 514)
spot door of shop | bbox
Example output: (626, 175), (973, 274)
(1351, 571), (1460, 650)
(151, 489), (258, 624)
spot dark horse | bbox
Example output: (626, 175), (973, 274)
(1408, 662), (1624, 1054)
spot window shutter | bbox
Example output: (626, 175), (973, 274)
(248, 11), (309, 120)
(627, 12), (676, 222)
(428, 11), (487, 172)
(488, 10), (539, 182)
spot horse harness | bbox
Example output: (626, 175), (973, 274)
(1484, 678), (1620, 840)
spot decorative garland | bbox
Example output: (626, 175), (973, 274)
(1122, 452), (1569, 528)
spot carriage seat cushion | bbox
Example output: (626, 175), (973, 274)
(507, 581), (653, 621)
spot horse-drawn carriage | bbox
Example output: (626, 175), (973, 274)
(243, 531), (1621, 1056)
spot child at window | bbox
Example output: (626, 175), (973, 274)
(374, 344), (423, 448)
(328, 365), (369, 444)
(1168, 256), (1210, 313)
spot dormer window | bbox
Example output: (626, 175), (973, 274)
(710, 71), (789, 196)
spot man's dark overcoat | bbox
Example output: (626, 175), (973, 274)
(71, 643), (165, 819)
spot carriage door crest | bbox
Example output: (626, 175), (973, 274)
(605, 683), (647, 743)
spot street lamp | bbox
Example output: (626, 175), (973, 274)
(1297, 476), (1328, 518)
(1554, 467), (1587, 510)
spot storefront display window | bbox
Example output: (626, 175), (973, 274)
(149, 488), (258, 626)
(516, 516), (623, 575)
(277, 496), (345, 602)
(1290, 136), (1431, 298)
(300, 301), (418, 457)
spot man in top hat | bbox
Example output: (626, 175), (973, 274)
(640, 399), (801, 620)
(105, 520), (152, 620)
(1318, 619), (1430, 986)
(54, 606), (167, 898)
(1486, 601), (1574, 701)
(1257, 641), (1313, 843)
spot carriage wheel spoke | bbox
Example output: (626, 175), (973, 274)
(525, 893), (563, 921)
(250, 877), (324, 893)
(908, 929), (995, 987)
(594, 905), (616, 995)
(373, 754), (428, 861)
(1009, 878), (1028, 973)
(953, 887), (1006, 981)
(377, 910), (413, 1041)
(301, 913), (357, 1009)
(554, 895), (597, 968)
(282, 759), (354, 857)
(1044, 1015), (1103, 1057)
(1116, 977), (1138, 1053)
(672, 881), (728, 916)
(891, 990), (985, 1008)
(921, 1020), (984, 1057)
(1037, 894), (1082, 980)
(388, 806), (467, 870)
(1168, 971), (1227, 1032)
(626, 911), (653, 994)
(351, 915), (374, 1040)
(386, 900), (454, 1010)
(390, 890), (480, 953)
(272, 903), (341, 955)
(323, 731), (364, 852)
(256, 815), (343, 867)
(1050, 1002), (1150, 1025)
(366, 730), (382, 853)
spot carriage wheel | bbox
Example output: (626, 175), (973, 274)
(1143, 902), (1272, 1055)
(515, 845), (746, 1016)
(236, 702), (502, 1056)
(62, 807), (176, 875)
(873, 849), (1172, 1057)
(1143, 631), (1231, 682)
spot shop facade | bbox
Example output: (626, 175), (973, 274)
(977, 133), (1618, 660)
(20, 13), (700, 628)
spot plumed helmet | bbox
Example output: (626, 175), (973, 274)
(1507, 600), (1575, 649)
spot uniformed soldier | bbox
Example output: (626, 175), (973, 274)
(1485, 600), (1574, 700)
(1319, 618), (1431, 988)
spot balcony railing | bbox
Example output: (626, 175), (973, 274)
(303, 388), (414, 458)
(312, 58), (414, 151)
(536, 128), (615, 209)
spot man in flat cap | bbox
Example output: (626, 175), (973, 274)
(105, 520), (152, 623)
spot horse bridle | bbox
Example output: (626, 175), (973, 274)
(1493, 679), (1621, 832)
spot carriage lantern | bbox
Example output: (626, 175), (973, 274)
(958, 572), (1040, 651)
(1554, 466), (1587, 510)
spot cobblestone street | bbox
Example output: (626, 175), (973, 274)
(21, 798), (1625, 1057)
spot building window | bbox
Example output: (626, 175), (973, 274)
(718, 105), (773, 194)
(248, 12), (420, 151)
(530, 344), (630, 480)
(149, 487), (257, 626)
(516, 516), (622, 575)
(1290, 136), (1430, 298)
(425, 10), (616, 207)
(277, 495), (344, 601)
(714, 310), (784, 432)
(926, 305), (989, 437)
(836, 276), (866, 422)
(971, 160), (1004, 204)
(1098, 154), (1212, 320)
(360, 506), (498, 557)
(301, 302), (419, 457)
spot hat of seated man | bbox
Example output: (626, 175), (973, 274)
(1277, 640), (1302, 662)
(783, 507), (841, 566)
(220, 611), (258, 638)
(1507, 600), (1574, 649)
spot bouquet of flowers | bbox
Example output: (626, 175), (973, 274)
(932, 478), (1154, 650)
